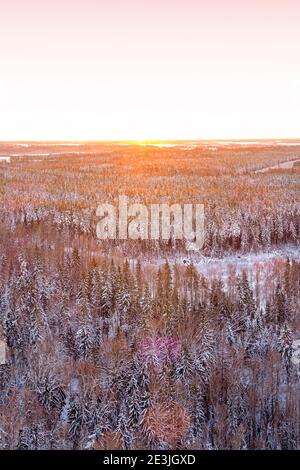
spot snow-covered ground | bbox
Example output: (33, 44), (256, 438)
(7, 151), (95, 157)
(191, 245), (300, 276)
(255, 158), (300, 173)
(142, 244), (300, 274)
(138, 244), (299, 303)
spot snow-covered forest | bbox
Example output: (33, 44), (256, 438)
(0, 141), (300, 449)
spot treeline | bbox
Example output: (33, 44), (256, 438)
(0, 202), (299, 258)
(1, 251), (300, 449)
(0, 147), (299, 258)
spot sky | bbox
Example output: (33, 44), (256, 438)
(0, 0), (300, 141)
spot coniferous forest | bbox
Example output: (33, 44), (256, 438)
(0, 141), (300, 450)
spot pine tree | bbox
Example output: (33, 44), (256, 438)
(68, 394), (83, 449)
(75, 325), (94, 360)
(279, 323), (293, 376)
(274, 283), (288, 324)
(237, 272), (256, 325)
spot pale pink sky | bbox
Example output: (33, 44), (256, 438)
(0, 0), (299, 140)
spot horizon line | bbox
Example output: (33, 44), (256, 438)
(1, 137), (300, 144)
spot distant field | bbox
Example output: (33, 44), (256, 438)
(0, 141), (299, 260)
